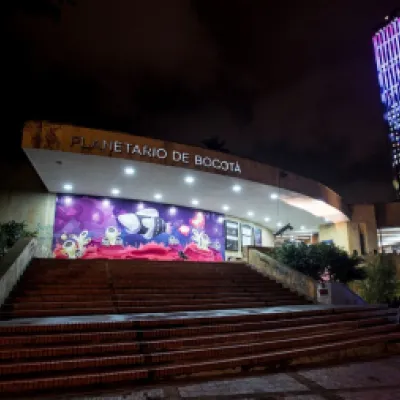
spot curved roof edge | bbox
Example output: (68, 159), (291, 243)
(22, 120), (349, 218)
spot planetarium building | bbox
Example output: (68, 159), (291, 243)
(20, 121), (350, 261)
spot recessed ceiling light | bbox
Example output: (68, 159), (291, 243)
(185, 176), (195, 184)
(137, 203), (145, 210)
(222, 205), (230, 211)
(64, 197), (72, 205)
(300, 225), (305, 230)
(247, 211), (254, 217)
(169, 207), (177, 215)
(232, 184), (242, 192)
(264, 217), (270, 222)
(102, 199), (110, 207)
(277, 222), (283, 227)
(270, 193), (279, 200)
(124, 167), (135, 175)
(63, 183), (73, 191)
(191, 199), (199, 206)
(111, 188), (120, 195)
(154, 193), (163, 200)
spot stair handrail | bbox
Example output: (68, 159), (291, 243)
(247, 247), (318, 302)
(0, 237), (37, 307)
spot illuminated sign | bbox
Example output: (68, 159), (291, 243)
(71, 136), (242, 174)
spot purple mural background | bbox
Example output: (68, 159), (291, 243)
(53, 195), (225, 261)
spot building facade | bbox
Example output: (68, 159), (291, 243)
(373, 10), (400, 193)
(1, 121), (394, 261)
(2, 120), (355, 261)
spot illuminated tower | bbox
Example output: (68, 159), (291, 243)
(373, 10), (400, 194)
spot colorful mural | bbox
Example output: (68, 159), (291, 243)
(53, 195), (225, 261)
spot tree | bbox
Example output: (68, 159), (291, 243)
(202, 136), (230, 153)
(272, 242), (365, 284)
(359, 256), (399, 304)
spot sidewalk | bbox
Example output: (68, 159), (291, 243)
(37, 355), (400, 400)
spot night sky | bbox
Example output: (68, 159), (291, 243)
(3, 0), (399, 203)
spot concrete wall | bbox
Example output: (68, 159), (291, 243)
(350, 204), (378, 254)
(0, 190), (56, 258)
(319, 204), (379, 255)
(225, 216), (274, 260)
(319, 222), (351, 252)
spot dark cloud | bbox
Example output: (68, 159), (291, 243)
(3, 0), (398, 203)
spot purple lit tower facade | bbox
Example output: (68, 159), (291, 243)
(373, 11), (400, 193)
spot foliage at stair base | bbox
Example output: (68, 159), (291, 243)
(248, 246), (367, 305)
(357, 255), (400, 305)
(272, 242), (365, 283)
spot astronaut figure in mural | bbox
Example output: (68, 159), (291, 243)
(61, 231), (91, 258)
(117, 208), (172, 240)
(102, 226), (123, 246)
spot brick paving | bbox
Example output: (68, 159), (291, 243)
(11, 355), (398, 400)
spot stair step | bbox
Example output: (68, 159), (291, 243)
(2, 302), (278, 318)
(0, 306), (390, 335)
(0, 331), (398, 393)
(8, 297), (305, 310)
(146, 324), (397, 364)
(0, 317), (388, 361)
(0, 367), (148, 393)
(0, 324), (395, 376)
(151, 331), (400, 379)
(9, 293), (302, 303)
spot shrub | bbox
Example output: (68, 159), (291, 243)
(272, 242), (323, 280)
(359, 256), (399, 304)
(272, 242), (365, 283)
(0, 221), (37, 257)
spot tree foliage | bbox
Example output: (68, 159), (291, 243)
(0, 221), (37, 257)
(272, 242), (365, 283)
(359, 256), (399, 304)
(202, 136), (230, 153)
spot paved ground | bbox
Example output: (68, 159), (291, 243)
(25, 355), (399, 400)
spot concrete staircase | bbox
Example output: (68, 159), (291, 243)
(0, 259), (398, 395)
(0, 259), (311, 318)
